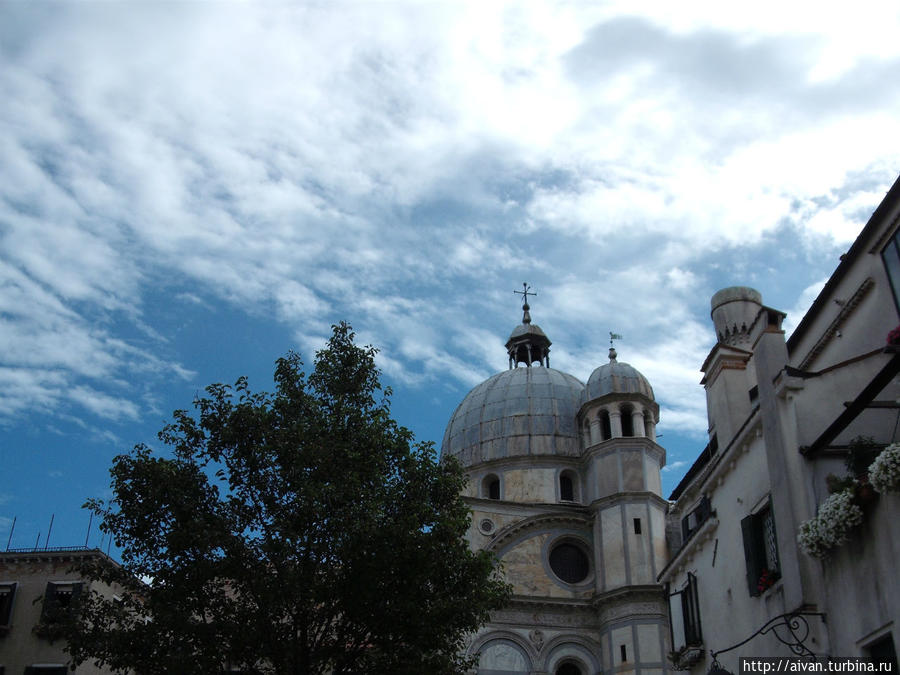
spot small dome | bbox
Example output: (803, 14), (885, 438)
(441, 366), (584, 468)
(508, 323), (548, 341)
(581, 350), (654, 405)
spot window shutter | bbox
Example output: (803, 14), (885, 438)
(71, 581), (83, 605)
(0, 582), (16, 626)
(39, 583), (58, 623)
(668, 589), (686, 651)
(683, 573), (703, 645)
(741, 515), (762, 596)
(698, 495), (711, 522)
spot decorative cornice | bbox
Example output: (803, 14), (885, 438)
(487, 511), (592, 554)
(701, 346), (753, 386)
(588, 491), (670, 512)
(797, 277), (874, 370)
(657, 516), (719, 582)
(465, 434), (665, 474)
(581, 437), (666, 464)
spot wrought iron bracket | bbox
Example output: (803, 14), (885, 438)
(710, 611), (827, 663)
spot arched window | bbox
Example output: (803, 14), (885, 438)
(482, 474), (500, 500)
(599, 410), (612, 441)
(556, 662), (583, 675)
(620, 405), (634, 437)
(560, 473), (574, 502)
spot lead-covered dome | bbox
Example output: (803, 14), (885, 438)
(581, 348), (654, 406)
(441, 366), (584, 468)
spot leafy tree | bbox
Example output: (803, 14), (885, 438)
(67, 323), (509, 674)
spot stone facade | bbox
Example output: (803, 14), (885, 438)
(0, 548), (122, 674)
(659, 174), (900, 672)
(442, 303), (670, 675)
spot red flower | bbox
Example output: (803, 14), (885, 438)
(887, 325), (900, 346)
(757, 569), (776, 593)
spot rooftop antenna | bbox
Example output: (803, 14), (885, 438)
(84, 512), (93, 548)
(513, 282), (536, 324)
(44, 514), (54, 550)
(5, 516), (15, 551)
(34, 531), (41, 551)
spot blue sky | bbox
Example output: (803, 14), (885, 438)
(3, 1), (900, 553)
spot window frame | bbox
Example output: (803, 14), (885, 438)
(881, 228), (900, 312)
(39, 581), (83, 627)
(559, 470), (578, 502)
(668, 572), (703, 651)
(741, 498), (780, 597)
(0, 582), (17, 633)
(482, 474), (501, 500)
(681, 495), (712, 543)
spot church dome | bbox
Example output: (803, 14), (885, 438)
(441, 366), (585, 468)
(581, 348), (654, 406)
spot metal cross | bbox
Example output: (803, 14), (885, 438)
(514, 283), (536, 305)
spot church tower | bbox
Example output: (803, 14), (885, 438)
(441, 292), (670, 675)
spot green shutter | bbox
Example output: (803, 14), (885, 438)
(39, 583), (58, 623)
(741, 514), (762, 596)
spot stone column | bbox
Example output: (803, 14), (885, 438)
(609, 409), (623, 438)
(590, 417), (601, 445)
(645, 416), (657, 442)
(632, 406), (646, 437)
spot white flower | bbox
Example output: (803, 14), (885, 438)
(870, 443), (900, 494)
(797, 489), (863, 559)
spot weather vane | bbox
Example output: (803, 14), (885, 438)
(609, 331), (623, 348)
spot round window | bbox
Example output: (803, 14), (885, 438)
(549, 542), (590, 584)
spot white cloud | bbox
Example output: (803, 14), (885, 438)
(0, 0), (898, 441)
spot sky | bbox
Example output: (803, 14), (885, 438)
(2, 1), (900, 553)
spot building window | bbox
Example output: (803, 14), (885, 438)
(559, 471), (576, 502)
(668, 572), (703, 650)
(883, 230), (900, 310)
(633, 518), (642, 534)
(38, 582), (83, 632)
(0, 582), (16, 633)
(482, 474), (500, 500)
(741, 500), (780, 596)
(681, 495), (712, 543)
(866, 634), (898, 671)
(556, 662), (582, 675)
(548, 541), (590, 584)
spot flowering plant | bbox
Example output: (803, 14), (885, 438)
(888, 325), (900, 346)
(870, 442), (900, 494)
(756, 568), (777, 593)
(797, 489), (864, 559)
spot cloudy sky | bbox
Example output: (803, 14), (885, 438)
(3, 1), (900, 552)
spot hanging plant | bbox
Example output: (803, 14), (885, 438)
(797, 489), (864, 559)
(870, 442), (900, 494)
